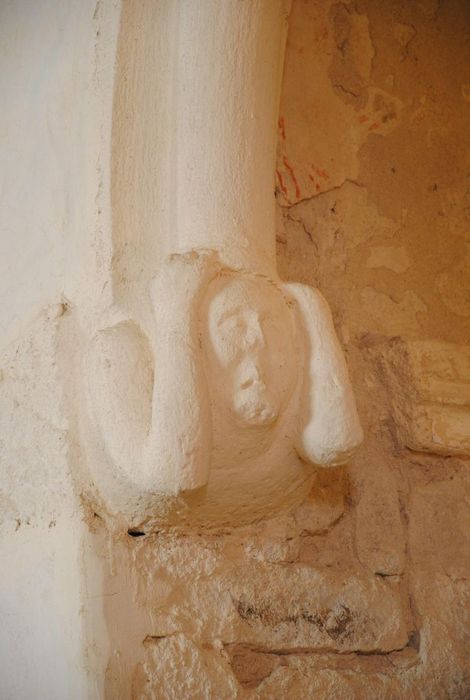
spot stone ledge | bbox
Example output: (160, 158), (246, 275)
(379, 338), (470, 457)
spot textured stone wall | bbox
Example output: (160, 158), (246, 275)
(98, 1), (470, 698)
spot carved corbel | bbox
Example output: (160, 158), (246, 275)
(81, 0), (362, 528)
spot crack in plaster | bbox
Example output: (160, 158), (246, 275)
(278, 178), (363, 211)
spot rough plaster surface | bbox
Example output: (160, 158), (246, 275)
(2, 0), (470, 698)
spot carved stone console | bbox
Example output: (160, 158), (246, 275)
(84, 252), (362, 527)
(79, 0), (362, 528)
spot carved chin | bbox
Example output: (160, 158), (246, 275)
(232, 389), (279, 427)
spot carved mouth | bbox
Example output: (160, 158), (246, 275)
(233, 384), (278, 426)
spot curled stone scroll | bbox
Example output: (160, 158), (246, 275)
(81, 1), (363, 528)
(85, 250), (362, 527)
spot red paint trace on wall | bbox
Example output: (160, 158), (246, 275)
(283, 156), (301, 199)
(276, 168), (289, 201)
(315, 167), (329, 180)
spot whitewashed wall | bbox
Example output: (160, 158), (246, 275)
(0, 2), (120, 698)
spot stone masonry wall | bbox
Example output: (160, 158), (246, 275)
(98, 1), (470, 698)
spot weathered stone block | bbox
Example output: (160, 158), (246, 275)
(227, 564), (411, 654)
(380, 339), (470, 457)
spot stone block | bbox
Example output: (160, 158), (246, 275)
(227, 563), (411, 654)
(380, 339), (470, 456)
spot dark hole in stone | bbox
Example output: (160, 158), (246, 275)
(127, 529), (146, 538)
(407, 630), (420, 650)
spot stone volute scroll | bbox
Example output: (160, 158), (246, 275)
(83, 0), (363, 528)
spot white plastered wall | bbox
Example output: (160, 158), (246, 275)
(0, 1), (120, 698)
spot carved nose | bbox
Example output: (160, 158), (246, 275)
(244, 316), (264, 349)
(239, 363), (263, 390)
(240, 369), (258, 389)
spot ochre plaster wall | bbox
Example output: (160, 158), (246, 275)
(98, 1), (470, 698)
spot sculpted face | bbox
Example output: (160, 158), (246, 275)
(86, 251), (363, 525)
(205, 273), (298, 427)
